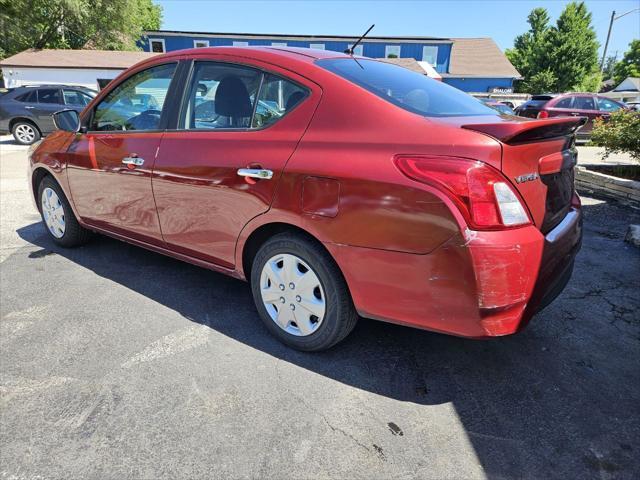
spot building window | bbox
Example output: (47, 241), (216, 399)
(193, 40), (209, 48)
(348, 44), (364, 56)
(271, 42), (287, 47)
(233, 41), (249, 47)
(149, 38), (165, 53)
(422, 46), (438, 66)
(385, 45), (401, 58)
(310, 43), (325, 50)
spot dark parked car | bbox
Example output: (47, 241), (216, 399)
(0, 85), (96, 145)
(514, 93), (627, 140)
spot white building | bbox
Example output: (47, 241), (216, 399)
(0, 49), (158, 90)
(601, 77), (640, 103)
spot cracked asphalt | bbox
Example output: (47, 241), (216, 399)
(1, 138), (639, 479)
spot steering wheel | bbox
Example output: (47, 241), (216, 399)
(126, 109), (162, 130)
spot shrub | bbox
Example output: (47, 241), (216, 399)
(590, 110), (640, 161)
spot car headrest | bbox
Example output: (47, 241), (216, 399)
(285, 91), (305, 110)
(214, 76), (252, 118)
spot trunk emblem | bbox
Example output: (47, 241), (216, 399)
(515, 173), (539, 184)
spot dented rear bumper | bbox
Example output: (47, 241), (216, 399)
(326, 199), (582, 339)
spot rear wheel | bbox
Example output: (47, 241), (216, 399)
(12, 121), (40, 145)
(250, 233), (358, 351)
(37, 176), (91, 247)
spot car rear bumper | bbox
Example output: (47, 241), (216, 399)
(325, 202), (582, 338)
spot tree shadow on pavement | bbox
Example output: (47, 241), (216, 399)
(15, 198), (640, 479)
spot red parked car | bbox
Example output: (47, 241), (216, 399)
(29, 47), (584, 351)
(515, 93), (626, 140)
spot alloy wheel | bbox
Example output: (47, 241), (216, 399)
(260, 253), (326, 336)
(15, 124), (36, 143)
(41, 187), (65, 238)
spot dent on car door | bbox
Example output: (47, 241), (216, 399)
(65, 63), (178, 244)
(153, 60), (320, 268)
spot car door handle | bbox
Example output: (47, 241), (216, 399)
(24, 106), (34, 109)
(237, 168), (273, 180)
(122, 156), (144, 166)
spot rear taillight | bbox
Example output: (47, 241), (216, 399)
(394, 156), (531, 230)
(537, 110), (549, 119)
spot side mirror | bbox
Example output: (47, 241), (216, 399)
(52, 109), (80, 132)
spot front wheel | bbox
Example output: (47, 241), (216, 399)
(250, 233), (358, 351)
(37, 176), (91, 247)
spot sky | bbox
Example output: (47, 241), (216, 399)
(154, 0), (640, 60)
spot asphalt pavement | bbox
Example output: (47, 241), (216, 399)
(1, 136), (639, 479)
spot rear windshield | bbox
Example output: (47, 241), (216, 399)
(519, 100), (548, 109)
(531, 95), (555, 100)
(316, 58), (497, 117)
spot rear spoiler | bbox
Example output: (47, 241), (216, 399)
(462, 117), (587, 145)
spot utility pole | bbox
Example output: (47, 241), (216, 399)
(600, 8), (640, 73)
(600, 11), (615, 72)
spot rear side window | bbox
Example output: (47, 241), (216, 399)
(15, 90), (37, 103)
(554, 97), (574, 108)
(182, 62), (262, 129)
(38, 89), (62, 104)
(252, 74), (308, 128)
(317, 58), (496, 117)
(597, 97), (622, 112)
(181, 62), (309, 130)
(573, 96), (596, 110)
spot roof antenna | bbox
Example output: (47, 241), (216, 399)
(344, 24), (375, 55)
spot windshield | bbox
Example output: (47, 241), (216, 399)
(316, 58), (498, 117)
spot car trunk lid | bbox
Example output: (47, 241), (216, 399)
(454, 116), (585, 233)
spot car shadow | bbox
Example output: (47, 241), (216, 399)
(15, 200), (640, 478)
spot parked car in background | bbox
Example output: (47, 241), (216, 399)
(625, 101), (640, 112)
(0, 85), (96, 145)
(30, 47), (584, 351)
(480, 98), (516, 115)
(514, 93), (627, 141)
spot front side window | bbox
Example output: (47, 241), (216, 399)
(597, 97), (622, 112)
(90, 63), (176, 131)
(38, 88), (62, 104)
(183, 62), (261, 129)
(317, 58), (497, 117)
(252, 74), (308, 128)
(63, 89), (92, 106)
(422, 46), (438, 66)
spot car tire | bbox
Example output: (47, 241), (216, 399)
(37, 176), (92, 247)
(250, 233), (358, 351)
(12, 121), (41, 145)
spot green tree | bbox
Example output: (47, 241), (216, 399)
(613, 40), (640, 85)
(0, 0), (162, 59)
(506, 8), (553, 93)
(547, 1), (600, 92)
(507, 2), (600, 93)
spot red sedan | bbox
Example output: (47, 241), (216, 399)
(29, 47), (583, 351)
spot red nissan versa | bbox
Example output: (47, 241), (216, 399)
(29, 47), (584, 351)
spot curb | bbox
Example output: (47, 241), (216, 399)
(575, 166), (640, 208)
